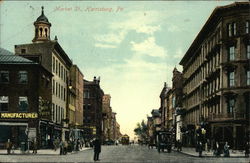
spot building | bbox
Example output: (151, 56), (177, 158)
(0, 50), (52, 149)
(179, 2), (250, 149)
(159, 82), (170, 130)
(83, 77), (104, 141)
(102, 94), (112, 141)
(15, 7), (72, 142)
(69, 65), (84, 133)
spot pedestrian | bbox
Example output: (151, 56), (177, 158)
(213, 141), (220, 156)
(32, 139), (37, 154)
(223, 142), (230, 157)
(177, 140), (182, 152)
(198, 141), (203, 157)
(245, 141), (249, 157)
(53, 137), (59, 151)
(64, 141), (68, 155)
(6, 139), (12, 155)
(76, 139), (80, 151)
(59, 140), (64, 155)
(93, 137), (101, 161)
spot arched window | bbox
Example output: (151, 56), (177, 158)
(39, 28), (43, 37)
(35, 28), (38, 37)
(45, 28), (48, 37)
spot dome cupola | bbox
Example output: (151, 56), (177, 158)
(32, 6), (51, 43)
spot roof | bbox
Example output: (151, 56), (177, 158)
(35, 6), (50, 24)
(15, 41), (72, 67)
(0, 55), (35, 64)
(0, 48), (14, 55)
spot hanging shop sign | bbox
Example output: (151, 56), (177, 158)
(0, 113), (38, 119)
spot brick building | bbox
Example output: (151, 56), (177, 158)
(83, 77), (104, 141)
(180, 2), (250, 149)
(0, 50), (52, 149)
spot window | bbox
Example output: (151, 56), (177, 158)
(61, 86), (63, 100)
(58, 83), (61, 98)
(247, 70), (250, 86)
(52, 57), (55, 73)
(0, 96), (8, 111)
(18, 71), (28, 84)
(56, 82), (58, 96)
(247, 45), (250, 59)
(228, 22), (236, 37)
(55, 105), (58, 122)
(246, 21), (249, 34)
(52, 79), (55, 95)
(228, 46), (235, 61)
(52, 103), (54, 121)
(0, 71), (9, 83)
(19, 96), (28, 112)
(228, 71), (235, 87)
(56, 60), (58, 75)
(21, 49), (26, 54)
(59, 63), (61, 78)
(227, 98), (235, 113)
(64, 88), (66, 101)
(61, 66), (63, 80)
(84, 91), (90, 99)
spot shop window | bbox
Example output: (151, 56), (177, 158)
(18, 71), (28, 84)
(0, 71), (9, 83)
(228, 46), (235, 61)
(227, 97), (235, 113)
(18, 96), (28, 112)
(228, 71), (235, 87)
(0, 96), (8, 111)
(247, 70), (250, 86)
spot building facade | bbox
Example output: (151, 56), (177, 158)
(180, 2), (250, 149)
(0, 52), (52, 149)
(83, 77), (104, 141)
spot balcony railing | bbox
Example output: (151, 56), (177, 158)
(207, 113), (246, 121)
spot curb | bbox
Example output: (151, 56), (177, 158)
(0, 148), (92, 156)
(172, 149), (247, 158)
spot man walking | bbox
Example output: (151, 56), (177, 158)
(93, 137), (101, 161)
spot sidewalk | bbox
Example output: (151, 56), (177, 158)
(173, 147), (247, 158)
(0, 147), (91, 155)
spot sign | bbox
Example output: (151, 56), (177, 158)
(28, 128), (36, 139)
(0, 113), (38, 119)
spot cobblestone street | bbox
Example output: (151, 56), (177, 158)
(0, 145), (249, 163)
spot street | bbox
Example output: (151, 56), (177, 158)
(0, 144), (248, 163)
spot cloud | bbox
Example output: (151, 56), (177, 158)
(94, 31), (127, 45)
(95, 43), (116, 49)
(131, 37), (167, 58)
(174, 48), (184, 59)
(93, 11), (162, 49)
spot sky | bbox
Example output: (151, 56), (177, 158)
(0, 0), (238, 139)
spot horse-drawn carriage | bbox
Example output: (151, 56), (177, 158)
(156, 131), (172, 153)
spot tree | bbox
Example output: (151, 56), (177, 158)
(134, 120), (148, 143)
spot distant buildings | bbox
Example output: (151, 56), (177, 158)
(102, 94), (122, 143)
